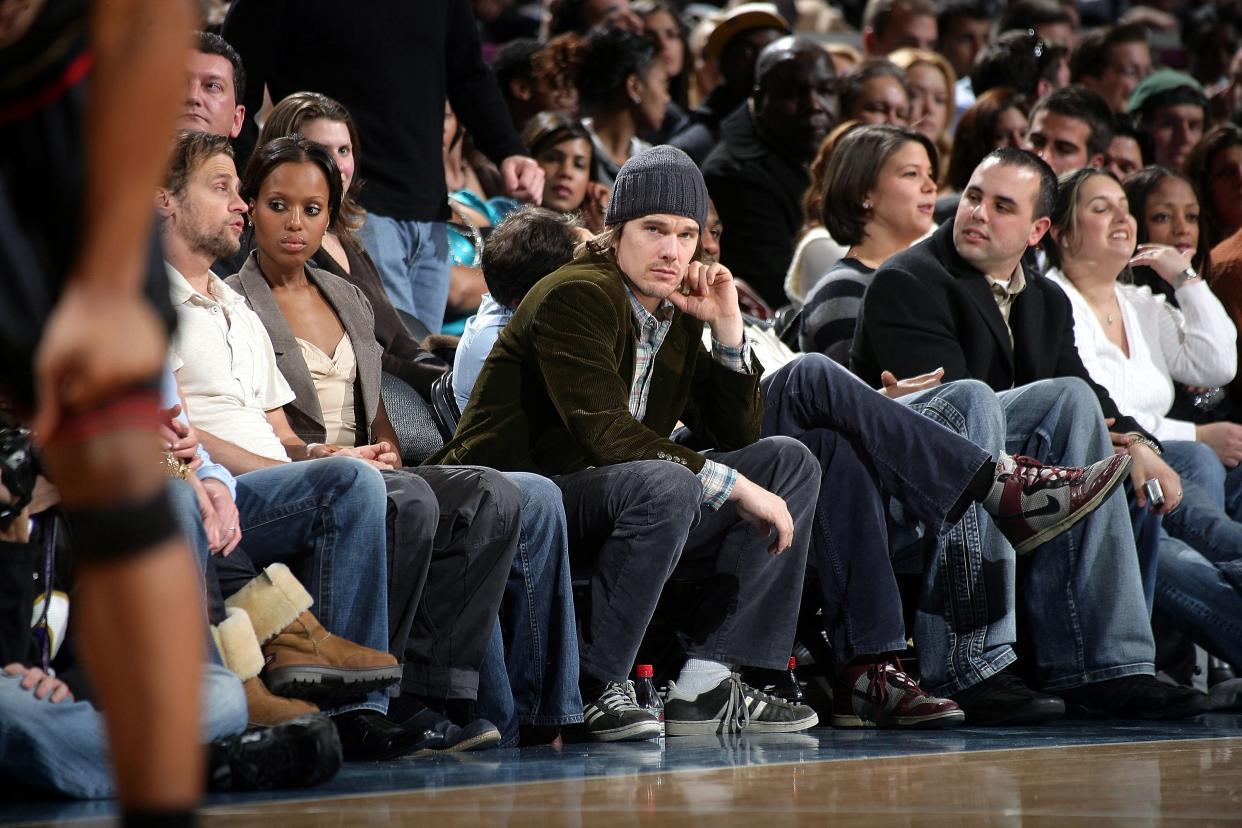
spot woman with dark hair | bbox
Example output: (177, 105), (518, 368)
(944, 87), (1030, 194)
(840, 59), (912, 127)
(257, 91), (450, 397)
(522, 111), (611, 231)
(570, 26), (669, 186)
(1043, 168), (1242, 669)
(230, 135), (583, 750)
(635, 1), (691, 142)
(1188, 125), (1242, 419)
(798, 125), (940, 364)
(636, 1), (688, 108)
(1125, 166), (1232, 427)
(442, 102), (523, 330)
(1124, 167), (1213, 300)
(1186, 123), (1242, 249)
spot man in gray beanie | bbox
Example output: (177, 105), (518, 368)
(431, 145), (821, 741)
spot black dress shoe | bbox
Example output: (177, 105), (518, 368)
(332, 709), (446, 760)
(1058, 675), (1211, 720)
(950, 669), (1066, 725)
(208, 714), (342, 791)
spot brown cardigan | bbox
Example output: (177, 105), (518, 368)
(429, 252), (763, 475)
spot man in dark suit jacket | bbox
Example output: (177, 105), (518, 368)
(853, 148), (1208, 722)
(433, 146), (822, 741)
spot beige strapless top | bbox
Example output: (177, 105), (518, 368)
(296, 334), (359, 448)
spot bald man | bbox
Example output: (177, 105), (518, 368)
(702, 36), (839, 308)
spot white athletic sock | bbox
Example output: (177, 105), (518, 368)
(674, 658), (732, 697)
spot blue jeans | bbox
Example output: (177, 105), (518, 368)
(167, 479), (227, 664)
(1155, 534), (1242, 667)
(0, 663), (244, 799)
(903, 377), (1155, 695)
(357, 215), (451, 334)
(476, 472), (582, 746)
(1161, 440), (1242, 564)
(760, 356), (992, 669)
(212, 457), (391, 714)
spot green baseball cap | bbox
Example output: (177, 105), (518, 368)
(1126, 68), (1208, 115)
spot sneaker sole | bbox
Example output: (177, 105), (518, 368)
(1012, 455), (1132, 554)
(666, 711), (819, 736)
(442, 728), (503, 752)
(587, 720), (664, 742)
(267, 664), (403, 703)
(831, 708), (966, 729)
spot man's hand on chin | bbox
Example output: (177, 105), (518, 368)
(668, 261), (744, 345)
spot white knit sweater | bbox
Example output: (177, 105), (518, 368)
(1047, 268), (1238, 441)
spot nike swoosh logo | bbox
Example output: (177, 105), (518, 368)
(1001, 494), (1060, 521)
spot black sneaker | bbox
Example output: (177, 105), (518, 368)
(207, 714), (341, 791)
(582, 681), (663, 741)
(664, 674), (819, 735)
(1058, 674), (1211, 719)
(949, 669), (1066, 725)
(402, 706), (502, 752)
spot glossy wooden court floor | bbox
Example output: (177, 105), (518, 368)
(7, 715), (1242, 826)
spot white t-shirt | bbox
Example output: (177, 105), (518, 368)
(167, 263), (295, 461)
(1046, 268), (1237, 442)
(784, 227), (847, 307)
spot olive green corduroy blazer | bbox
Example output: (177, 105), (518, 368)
(429, 252), (763, 475)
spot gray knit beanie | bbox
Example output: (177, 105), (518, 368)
(604, 145), (709, 232)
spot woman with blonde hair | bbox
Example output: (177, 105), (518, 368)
(889, 48), (956, 162)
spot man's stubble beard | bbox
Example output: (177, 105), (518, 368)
(177, 204), (241, 263)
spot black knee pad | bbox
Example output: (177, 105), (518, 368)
(63, 486), (180, 563)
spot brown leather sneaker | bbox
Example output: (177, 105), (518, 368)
(262, 610), (402, 704)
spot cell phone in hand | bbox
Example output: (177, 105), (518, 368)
(1143, 478), (1164, 509)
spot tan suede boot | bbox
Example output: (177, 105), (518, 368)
(212, 607), (319, 727)
(225, 563), (401, 704)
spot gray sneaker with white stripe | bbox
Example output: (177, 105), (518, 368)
(663, 674), (819, 735)
(582, 681), (663, 741)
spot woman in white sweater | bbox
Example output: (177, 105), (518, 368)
(1045, 167), (1242, 670)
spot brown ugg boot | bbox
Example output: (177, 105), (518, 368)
(212, 607), (319, 727)
(225, 563), (401, 704)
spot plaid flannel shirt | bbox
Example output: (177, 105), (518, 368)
(625, 286), (750, 509)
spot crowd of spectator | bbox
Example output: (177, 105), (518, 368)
(4, 0), (1242, 806)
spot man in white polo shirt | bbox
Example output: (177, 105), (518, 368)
(156, 130), (458, 760)
(159, 130), (519, 756)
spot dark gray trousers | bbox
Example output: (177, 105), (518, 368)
(556, 436), (819, 683)
(398, 465), (521, 700)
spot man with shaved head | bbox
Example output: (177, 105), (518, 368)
(702, 36), (839, 308)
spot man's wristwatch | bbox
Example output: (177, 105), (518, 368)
(1173, 266), (1201, 290)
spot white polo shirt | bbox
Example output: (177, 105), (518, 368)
(167, 263), (295, 462)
